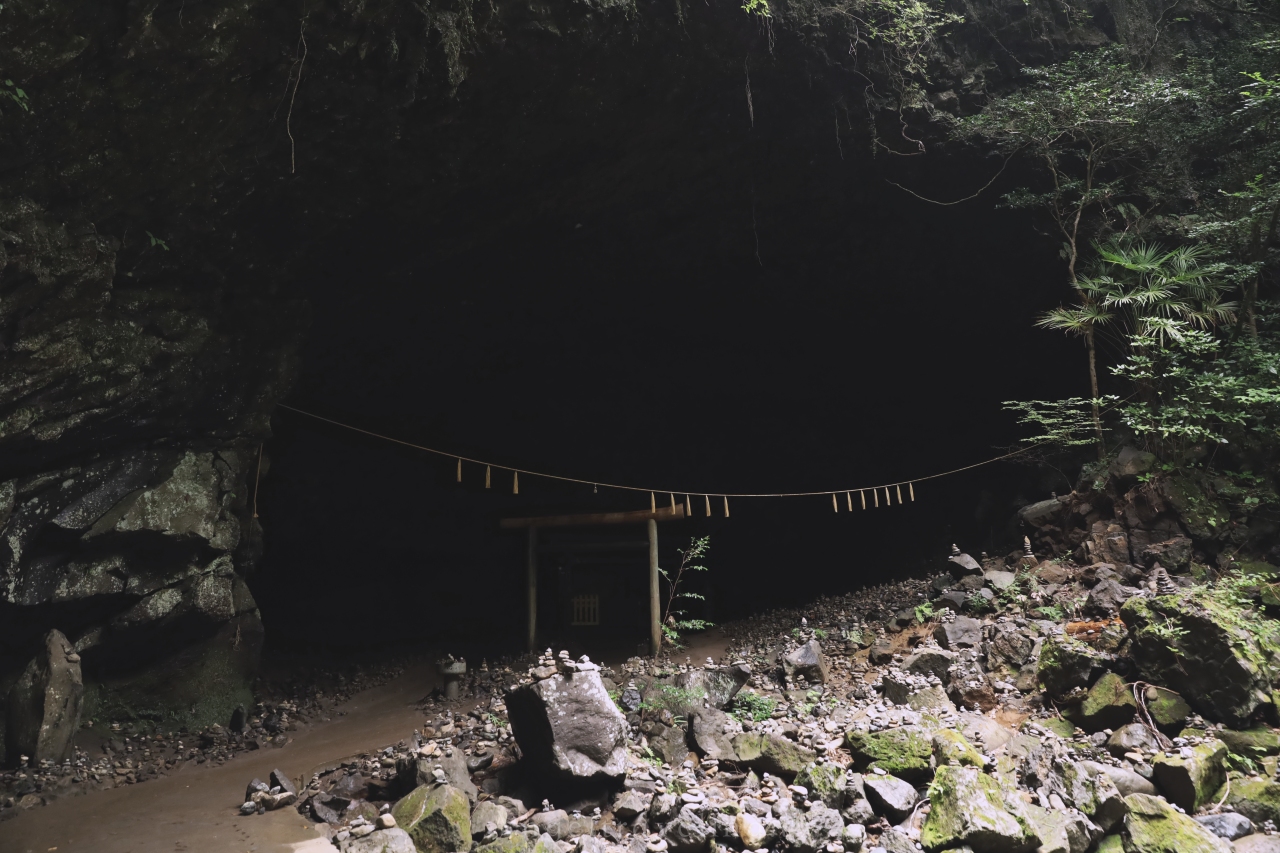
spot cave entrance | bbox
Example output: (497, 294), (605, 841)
(501, 506), (689, 657)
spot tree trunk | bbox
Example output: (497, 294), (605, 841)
(1086, 326), (1104, 460)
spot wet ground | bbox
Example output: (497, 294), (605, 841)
(2, 632), (730, 853)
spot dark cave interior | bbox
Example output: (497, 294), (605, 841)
(251, 130), (1084, 655)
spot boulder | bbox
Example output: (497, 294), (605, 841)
(783, 640), (829, 684)
(1024, 804), (1097, 853)
(794, 763), (846, 809)
(1145, 687), (1192, 733)
(778, 802), (843, 853)
(1122, 793), (1231, 853)
(903, 648), (958, 682)
(1217, 729), (1280, 757)
(648, 723), (691, 766)
(844, 726), (933, 782)
(736, 813), (767, 850)
(988, 626), (1035, 669)
(932, 730), (985, 768)
(730, 732), (816, 779)
(920, 766), (1041, 853)
(507, 669), (628, 784)
(841, 774), (877, 824)
(869, 638), (895, 665)
(1226, 779), (1280, 826)
(1081, 761), (1156, 797)
(985, 571), (1018, 591)
(665, 665), (751, 710)
(397, 751), (479, 803)
(475, 835), (532, 853)
(1152, 740), (1227, 812)
(1019, 499), (1065, 529)
(1121, 596), (1280, 728)
(392, 784), (472, 853)
(338, 828), (418, 853)
(4, 629), (84, 763)
(1044, 760), (1127, 834)
(1036, 635), (1102, 703)
(1107, 723), (1162, 759)
(664, 808), (714, 853)
(864, 773), (918, 823)
(1066, 672), (1137, 733)
(936, 617), (985, 650)
(611, 790), (650, 821)
(1112, 447), (1158, 484)
(1194, 814), (1253, 841)
(471, 801), (510, 838)
(1141, 537), (1193, 574)
(1085, 580), (1137, 618)
(950, 554), (984, 578)
(689, 709), (738, 762)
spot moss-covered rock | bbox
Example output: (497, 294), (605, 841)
(1024, 803), (1096, 853)
(1145, 687), (1191, 733)
(1098, 834), (1125, 853)
(1065, 672), (1137, 733)
(844, 726), (933, 783)
(1226, 778), (1280, 826)
(920, 766), (1041, 853)
(1121, 595), (1280, 727)
(1217, 728), (1280, 757)
(932, 729), (985, 768)
(730, 732), (817, 779)
(1151, 740), (1227, 812)
(794, 763), (847, 808)
(475, 835), (531, 853)
(1038, 635), (1103, 703)
(392, 784), (473, 853)
(1039, 718), (1079, 739)
(1122, 793), (1230, 853)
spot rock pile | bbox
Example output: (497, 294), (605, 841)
(268, 543), (1280, 853)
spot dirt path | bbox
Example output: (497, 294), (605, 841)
(2, 663), (439, 853)
(2, 633), (735, 853)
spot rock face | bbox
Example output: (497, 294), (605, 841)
(1122, 793), (1231, 853)
(4, 629), (83, 763)
(1151, 741), (1227, 812)
(1121, 596), (1280, 726)
(506, 669), (628, 785)
(392, 784), (473, 853)
(921, 766), (1041, 853)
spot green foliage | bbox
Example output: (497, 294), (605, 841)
(813, 627), (828, 639)
(1110, 316), (1280, 458)
(1003, 398), (1104, 449)
(1032, 604), (1066, 621)
(966, 591), (995, 614)
(1, 77), (29, 114)
(913, 600), (937, 623)
(659, 536), (713, 650)
(741, 0), (771, 16)
(728, 690), (777, 723)
(147, 231), (170, 251)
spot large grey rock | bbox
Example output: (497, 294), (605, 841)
(670, 665), (751, 710)
(949, 554), (984, 577)
(1152, 740), (1228, 812)
(471, 801), (510, 838)
(920, 766), (1041, 853)
(507, 669), (628, 783)
(903, 648), (958, 682)
(1122, 793), (1231, 853)
(339, 828), (418, 853)
(731, 731), (817, 778)
(1234, 836), (1280, 853)
(863, 773), (918, 823)
(664, 807), (714, 853)
(988, 626), (1034, 669)
(1024, 804), (1097, 853)
(935, 617), (984, 650)
(783, 640), (829, 684)
(778, 802), (843, 853)
(1195, 814), (1253, 841)
(841, 774), (877, 824)
(4, 629), (83, 763)
(392, 784), (473, 853)
(689, 709), (738, 762)
(1085, 580), (1136, 617)
(985, 571), (1018, 591)
(397, 750), (479, 804)
(1106, 723), (1161, 758)
(1081, 761), (1157, 797)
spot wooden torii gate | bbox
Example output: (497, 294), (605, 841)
(499, 505), (687, 654)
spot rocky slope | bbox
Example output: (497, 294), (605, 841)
(216, 542), (1280, 853)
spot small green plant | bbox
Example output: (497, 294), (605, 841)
(639, 745), (661, 767)
(659, 536), (713, 650)
(728, 691), (777, 723)
(913, 600), (937, 624)
(741, 0), (771, 17)
(966, 591), (996, 614)
(813, 627), (828, 640)
(147, 231), (170, 251)
(2, 78), (29, 114)
(1032, 604), (1066, 621)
